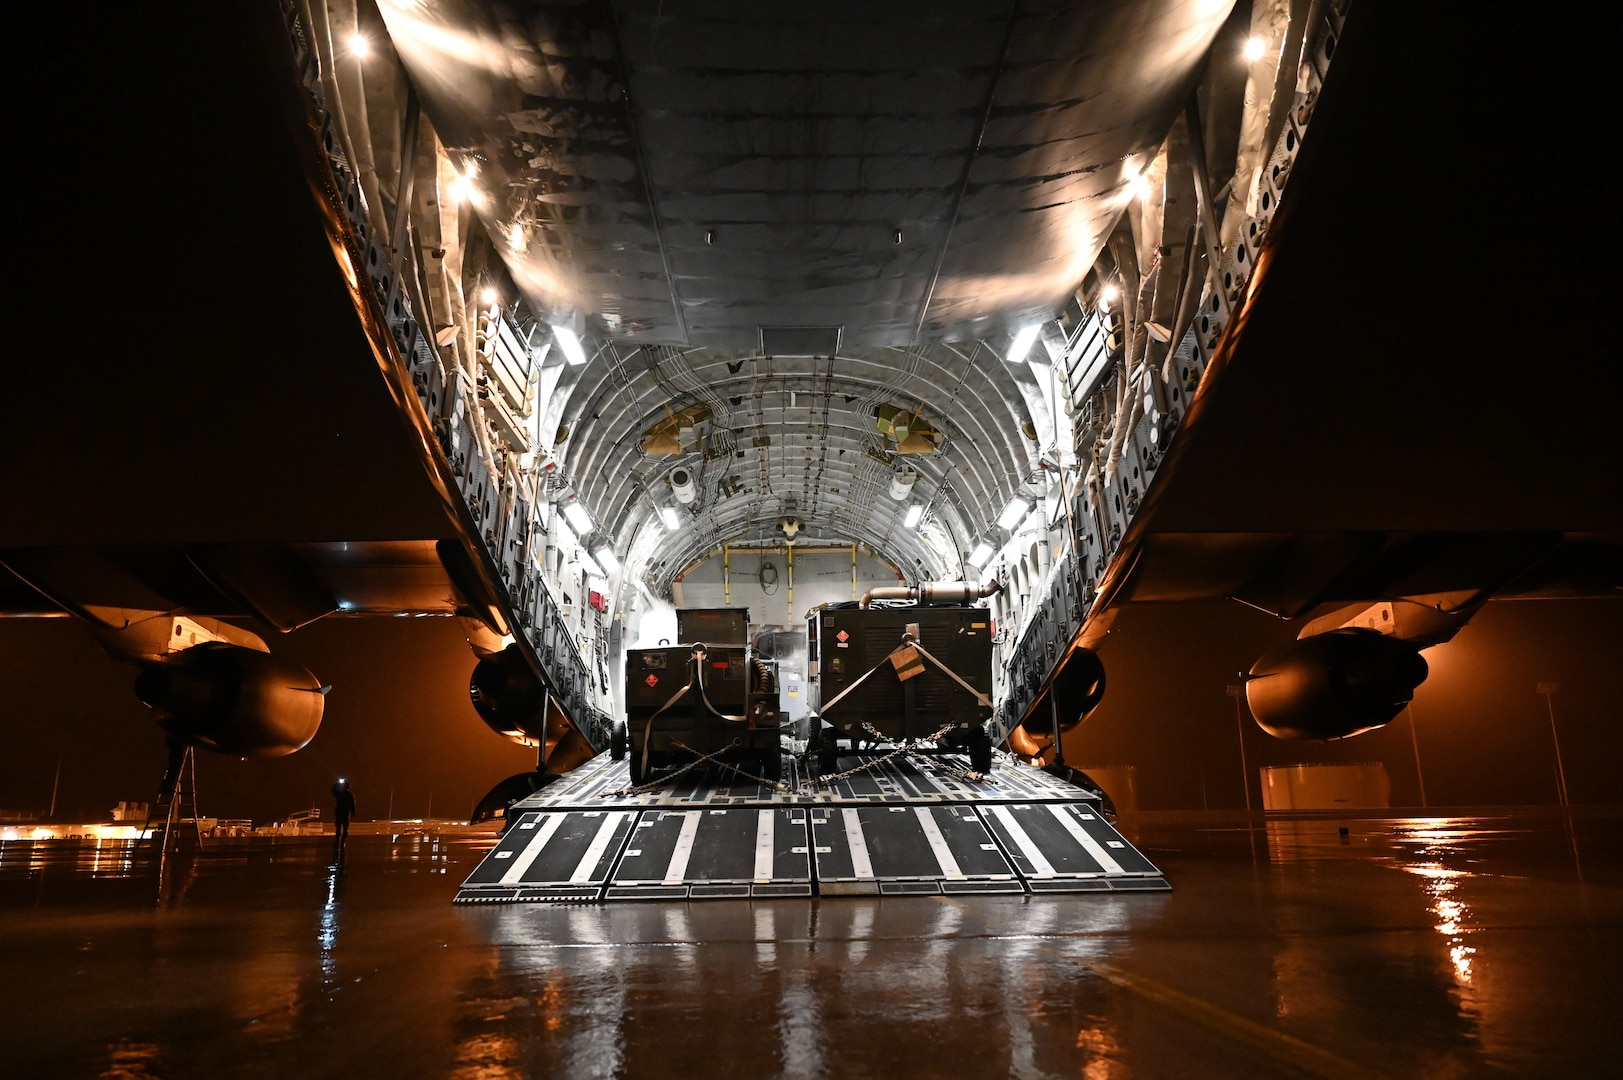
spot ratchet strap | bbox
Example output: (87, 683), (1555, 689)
(817, 635), (991, 716)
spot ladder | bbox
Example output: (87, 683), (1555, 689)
(141, 739), (205, 863)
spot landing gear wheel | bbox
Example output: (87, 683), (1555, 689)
(817, 728), (840, 777)
(967, 726), (993, 775)
(610, 723), (628, 761)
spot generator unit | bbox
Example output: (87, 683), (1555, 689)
(676, 606), (749, 645)
(805, 602), (995, 773)
(620, 641), (780, 783)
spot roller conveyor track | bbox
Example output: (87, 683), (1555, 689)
(455, 752), (1168, 903)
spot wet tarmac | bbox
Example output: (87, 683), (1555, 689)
(2, 811), (1616, 1079)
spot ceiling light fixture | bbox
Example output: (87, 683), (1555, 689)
(1006, 325), (1041, 364)
(592, 543), (620, 573)
(968, 541), (995, 569)
(659, 506), (681, 531)
(562, 500), (593, 535)
(903, 504), (924, 528)
(997, 495), (1031, 531)
(1243, 36), (1266, 62)
(348, 33), (371, 58)
(553, 325), (587, 366)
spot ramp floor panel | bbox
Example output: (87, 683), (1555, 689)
(607, 808), (812, 902)
(456, 751), (1168, 903)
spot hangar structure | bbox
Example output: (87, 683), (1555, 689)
(3, 0), (1617, 857)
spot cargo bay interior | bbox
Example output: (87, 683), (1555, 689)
(2, 2), (1619, 1078)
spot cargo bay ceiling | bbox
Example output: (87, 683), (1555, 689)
(373, 0), (1234, 588)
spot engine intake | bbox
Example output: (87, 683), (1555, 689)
(134, 643), (324, 757)
(1246, 629), (1428, 740)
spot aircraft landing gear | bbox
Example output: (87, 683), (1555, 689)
(967, 725), (993, 775)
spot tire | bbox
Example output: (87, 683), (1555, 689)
(610, 723), (628, 761)
(968, 726), (993, 774)
(817, 729), (840, 777)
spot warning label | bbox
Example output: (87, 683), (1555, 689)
(645, 674), (659, 687)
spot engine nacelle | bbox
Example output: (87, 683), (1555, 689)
(1010, 647), (1106, 752)
(1246, 629), (1428, 740)
(134, 643), (325, 757)
(469, 643), (544, 742)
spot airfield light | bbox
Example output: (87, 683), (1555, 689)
(1243, 36), (1267, 62)
(997, 495), (1031, 531)
(563, 500), (594, 535)
(903, 504), (924, 528)
(968, 541), (995, 569)
(659, 506), (682, 531)
(1006, 325), (1041, 364)
(553, 325), (588, 366)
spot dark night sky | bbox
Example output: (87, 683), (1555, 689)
(1, 7), (1619, 823)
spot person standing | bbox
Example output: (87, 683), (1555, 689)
(331, 778), (356, 857)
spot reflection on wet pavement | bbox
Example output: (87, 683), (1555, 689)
(1, 812), (1616, 1078)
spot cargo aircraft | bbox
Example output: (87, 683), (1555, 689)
(4, 2), (1616, 811)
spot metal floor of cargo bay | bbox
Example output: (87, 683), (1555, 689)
(457, 752), (1167, 903)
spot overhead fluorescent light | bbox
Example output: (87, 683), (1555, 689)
(997, 496), (1031, 531)
(553, 325), (587, 366)
(593, 544), (620, 573)
(659, 506), (682, 531)
(1006, 325), (1041, 364)
(968, 541), (995, 569)
(902, 504), (924, 528)
(563, 500), (593, 535)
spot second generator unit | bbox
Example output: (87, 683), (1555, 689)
(805, 597), (995, 774)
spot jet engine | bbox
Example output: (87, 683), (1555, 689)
(133, 643), (325, 757)
(1009, 646), (1106, 755)
(469, 642), (544, 742)
(1245, 628), (1428, 740)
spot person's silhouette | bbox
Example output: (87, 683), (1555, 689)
(331, 778), (356, 856)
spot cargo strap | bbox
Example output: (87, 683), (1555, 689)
(909, 641), (993, 708)
(638, 652), (748, 780)
(817, 636), (991, 716)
